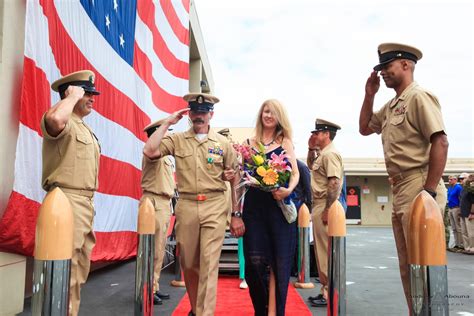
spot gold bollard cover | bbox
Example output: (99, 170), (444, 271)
(297, 203), (311, 228)
(138, 197), (155, 234)
(328, 200), (346, 237)
(408, 191), (446, 266)
(34, 188), (73, 260)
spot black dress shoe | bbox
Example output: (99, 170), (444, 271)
(153, 294), (163, 305)
(307, 294), (323, 302)
(155, 291), (170, 300)
(311, 297), (327, 307)
(188, 311), (196, 316)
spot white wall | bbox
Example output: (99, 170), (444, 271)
(0, 0), (25, 217)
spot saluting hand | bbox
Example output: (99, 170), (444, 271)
(166, 108), (189, 125)
(365, 71), (380, 96)
(65, 85), (85, 100)
(308, 133), (317, 149)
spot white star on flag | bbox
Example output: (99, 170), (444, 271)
(119, 33), (125, 47)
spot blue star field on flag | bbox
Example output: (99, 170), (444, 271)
(80, 0), (137, 65)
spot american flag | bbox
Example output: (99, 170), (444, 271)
(0, 0), (190, 261)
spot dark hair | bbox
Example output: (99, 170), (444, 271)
(329, 131), (337, 141)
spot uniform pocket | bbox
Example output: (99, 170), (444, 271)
(390, 114), (405, 126)
(76, 134), (93, 159)
(175, 151), (193, 171)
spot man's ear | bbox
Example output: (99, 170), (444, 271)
(209, 111), (214, 119)
(402, 59), (409, 70)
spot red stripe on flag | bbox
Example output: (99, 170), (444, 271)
(136, 0), (189, 80)
(182, 0), (190, 13)
(160, 0), (189, 45)
(98, 156), (142, 200)
(92, 231), (137, 261)
(19, 57), (51, 137)
(0, 191), (41, 256)
(39, 0), (149, 142)
(133, 43), (187, 113)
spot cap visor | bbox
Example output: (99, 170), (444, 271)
(79, 85), (100, 95)
(373, 58), (397, 71)
(84, 89), (100, 95)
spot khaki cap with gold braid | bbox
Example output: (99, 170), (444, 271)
(311, 118), (341, 133)
(51, 70), (100, 95)
(374, 42), (423, 71)
(183, 92), (219, 112)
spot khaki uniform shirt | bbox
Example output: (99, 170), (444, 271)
(368, 82), (445, 177)
(41, 113), (100, 191)
(309, 142), (343, 200)
(141, 155), (175, 198)
(159, 128), (238, 194)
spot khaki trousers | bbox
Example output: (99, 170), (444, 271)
(64, 192), (96, 316)
(142, 193), (172, 292)
(460, 217), (474, 252)
(448, 207), (463, 247)
(391, 173), (446, 310)
(174, 193), (227, 316)
(311, 199), (328, 295)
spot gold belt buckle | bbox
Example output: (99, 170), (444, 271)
(197, 194), (207, 201)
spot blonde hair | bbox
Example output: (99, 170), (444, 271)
(255, 99), (293, 144)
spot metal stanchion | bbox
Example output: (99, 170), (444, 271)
(294, 203), (314, 289)
(408, 191), (448, 316)
(327, 200), (346, 316)
(32, 187), (73, 316)
(135, 198), (155, 316)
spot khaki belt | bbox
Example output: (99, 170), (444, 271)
(389, 168), (427, 185)
(57, 187), (95, 198)
(179, 191), (224, 201)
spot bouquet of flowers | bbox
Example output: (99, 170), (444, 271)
(233, 142), (297, 223)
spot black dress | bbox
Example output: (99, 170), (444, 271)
(242, 146), (297, 316)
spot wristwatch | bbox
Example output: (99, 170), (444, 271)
(231, 211), (242, 218)
(424, 188), (437, 198)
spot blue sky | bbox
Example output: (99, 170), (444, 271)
(195, 0), (473, 158)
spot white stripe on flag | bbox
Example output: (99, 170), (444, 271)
(171, 0), (190, 30)
(13, 124), (45, 204)
(94, 192), (139, 232)
(85, 111), (144, 170)
(135, 15), (188, 97)
(154, 0), (189, 62)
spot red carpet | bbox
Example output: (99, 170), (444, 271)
(172, 276), (312, 315)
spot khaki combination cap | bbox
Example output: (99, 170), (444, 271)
(183, 93), (219, 112)
(374, 43), (423, 71)
(51, 70), (100, 95)
(312, 118), (341, 133)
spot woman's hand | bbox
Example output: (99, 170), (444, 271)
(222, 167), (236, 181)
(272, 187), (291, 201)
(230, 217), (245, 237)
